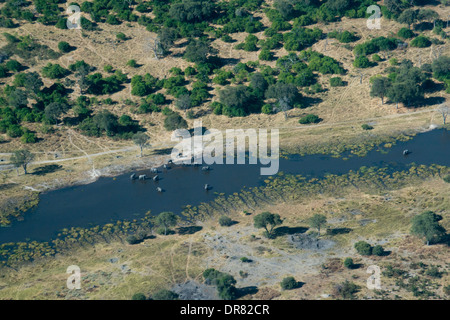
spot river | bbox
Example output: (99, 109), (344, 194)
(0, 128), (449, 244)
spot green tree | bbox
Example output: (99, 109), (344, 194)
(354, 241), (372, 255)
(397, 9), (417, 28)
(24, 72), (43, 98)
(132, 132), (150, 157)
(370, 77), (391, 104)
(131, 293), (146, 300)
(175, 94), (192, 111)
(343, 258), (354, 269)
(58, 41), (71, 53)
(411, 211), (447, 245)
(219, 216), (233, 227)
(253, 211), (283, 238)
(164, 113), (188, 131)
(280, 276), (298, 290)
(44, 102), (69, 124)
(10, 149), (35, 175)
(155, 211), (178, 235)
(308, 214), (327, 235)
(183, 39), (216, 64)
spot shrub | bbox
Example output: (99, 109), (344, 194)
(219, 216), (233, 227)
(164, 113), (188, 131)
(372, 54), (382, 62)
(333, 280), (360, 299)
(354, 241), (372, 255)
(131, 293), (146, 300)
(261, 104), (272, 114)
(410, 35), (431, 48)
(127, 59), (138, 68)
(330, 77), (344, 87)
(299, 114), (321, 124)
(104, 65), (114, 73)
(397, 28), (415, 39)
(343, 258), (354, 269)
(58, 41), (71, 53)
(5, 60), (21, 72)
(372, 245), (384, 256)
(353, 55), (371, 68)
(280, 276), (297, 290)
(361, 124), (373, 130)
(21, 132), (37, 144)
(389, 58), (398, 65)
(259, 49), (273, 61)
(116, 32), (126, 41)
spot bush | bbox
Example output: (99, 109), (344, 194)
(164, 113), (188, 131)
(372, 54), (382, 62)
(410, 35), (431, 48)
(343, 258), (354, 269)
(280, 276), (297, 290)
(330, 77), (344, 87)
(397, 28), (415, 39)
(299, 114), (321, 124)
(353, 55), (371, 68)
(58, 41), (71, 53)
(5, 60), (21, 72)
(127, 59), (138, 68)
(333, 280), (360, 299)
(21, 132), (37, 144)
(116, 32), (126, 41)
(361, 124), (373, 130)
(219, 216), (233, 227)
(372, 245), (384, 256)
(261, 104), (272, 114)
(131, 293), (146, 300)
(354, 241), (372, 255)
(259, 49), (273, 61)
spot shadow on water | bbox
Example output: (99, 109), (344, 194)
(1, 129), (450, 244)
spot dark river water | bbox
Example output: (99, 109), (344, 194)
(1, 128), (450, 244)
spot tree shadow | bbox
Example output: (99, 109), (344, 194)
(414, 22), (434, 32)
(273, 226), (308, 238)
(235, 286), (259, 299)
(150, 148), (173, 156)
(348, 263), (363, 270)
(177, 225), (203, 235)
(326, 228), (352, 236)
(423, 80), (445, 94)
(300, 96), (323, 109)
(0, 183), (16, 191)
(32, 164), (63, 176)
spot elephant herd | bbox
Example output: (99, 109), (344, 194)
(129, 162), (212, 193)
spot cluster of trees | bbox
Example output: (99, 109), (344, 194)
(354, 37), (399, 57)
(203, 268), (237, 300)
(328, 30), (359, 43)
(78, 110), (142, 139)
(370, 59), (431, 108)
(354, 241), (385, 256)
